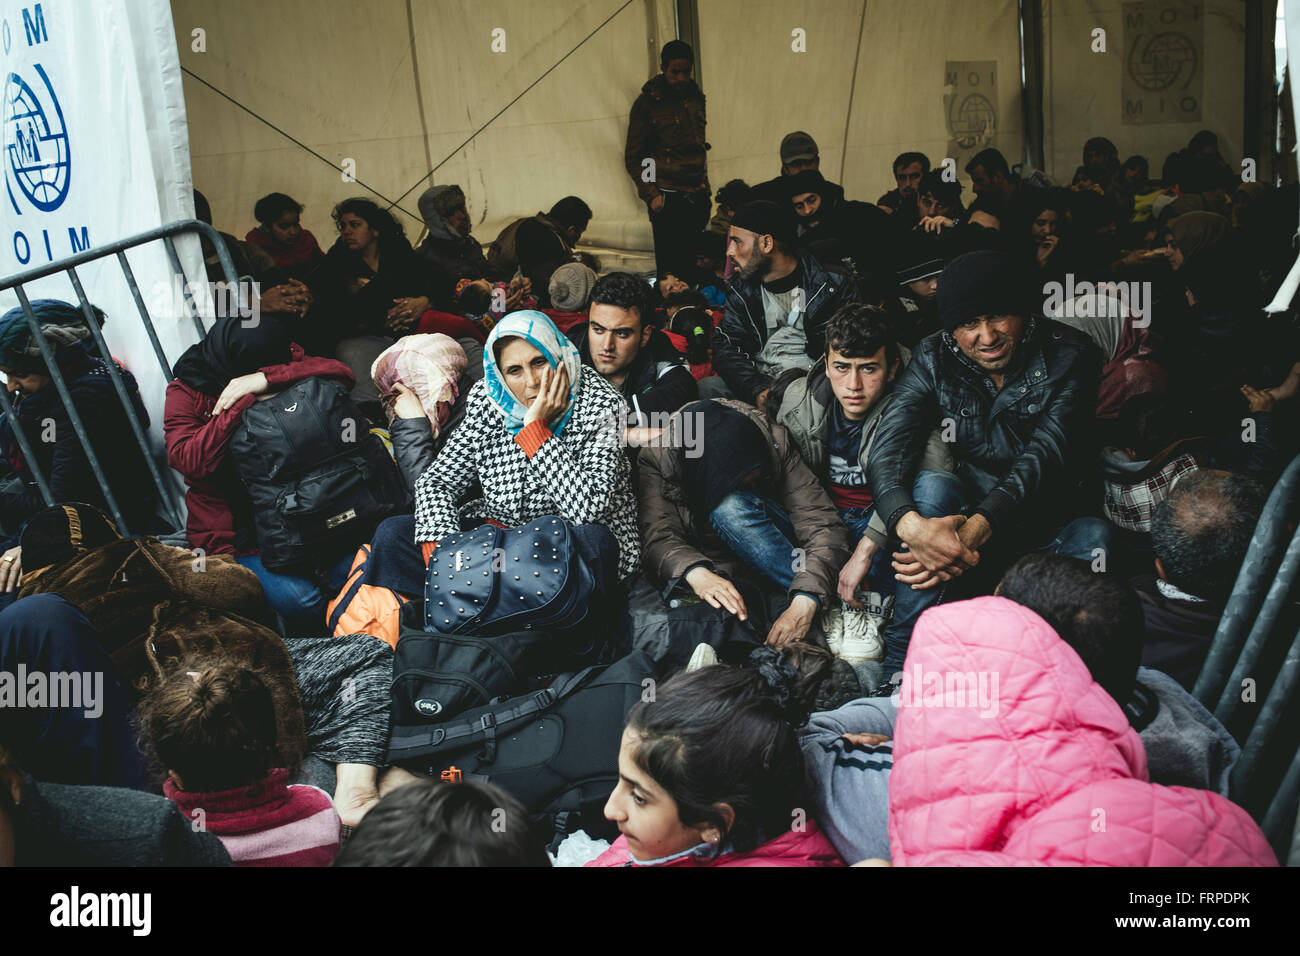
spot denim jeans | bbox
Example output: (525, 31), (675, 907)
(878, 470), (1115, 675)
(709, 489), (799, 591)
(238, 552), (354, 637)
(837, 506), (895, 596)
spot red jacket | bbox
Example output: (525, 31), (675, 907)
(243, 227), (325, 281)
(586, 821), (843, 867)
(164, 345), (354, 556)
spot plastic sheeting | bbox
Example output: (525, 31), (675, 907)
(174, 0), (1026, 255)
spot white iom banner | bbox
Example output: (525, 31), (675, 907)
(0, 0), (203, 440)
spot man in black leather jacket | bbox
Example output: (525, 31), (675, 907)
(865, 249), (1112, 688)
(710, 200), (859, 409)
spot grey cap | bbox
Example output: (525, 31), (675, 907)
(780, 131), (819, 165)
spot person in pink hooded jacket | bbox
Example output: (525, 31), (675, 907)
(888, 594), (1276, 866)
(587, 645), (844, 868)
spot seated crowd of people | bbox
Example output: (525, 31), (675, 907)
(1, 108), (1298, 868)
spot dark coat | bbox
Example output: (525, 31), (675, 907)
(566, 322), (699, 419)
(306, 237), (439, 351)
(415, 230), (493, 311)
(487, 213), (573, 281)
(624, 75), (709, 202)
(0, 358), (156, 535)
(712, 252), (859, 405)
(867, 319), (1101, 537)
(635, 399), (851, 605)
(1133, 574), (1223, 691)
(796, 191), (895, 294)
(15, 774), (232, 866)
(388, 375), (474, 494)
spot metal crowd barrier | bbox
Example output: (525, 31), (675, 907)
(1192, 450), (1300, 857)
(0, 219), (238, 536)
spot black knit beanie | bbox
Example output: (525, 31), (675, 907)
(937, 249), (1035, 332)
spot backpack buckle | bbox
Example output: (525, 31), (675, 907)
(477, 712), (498, 764)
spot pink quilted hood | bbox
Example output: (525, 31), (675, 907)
(889, 596), (1276, 867)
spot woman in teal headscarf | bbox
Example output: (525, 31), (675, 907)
(363, 310), (639, 644)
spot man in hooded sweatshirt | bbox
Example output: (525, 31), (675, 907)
(625, 40), (710, 281)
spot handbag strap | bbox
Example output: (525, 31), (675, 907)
(327, 545), (370, 634)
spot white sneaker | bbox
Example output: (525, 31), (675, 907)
(827, 600), (886, 665)
(686, 643), (720, 671)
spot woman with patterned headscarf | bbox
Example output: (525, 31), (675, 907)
(362, 310), (639, 642)
(0, 300), (156, 595)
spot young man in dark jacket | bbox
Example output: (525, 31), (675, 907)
(625, 40), (710, 280)
(565, 272), (698, 422)
(786, 169), (894, 297)
(487, 197), (591, 278)
(876, 152), (929, 231)
(865, 249), (1111, 689)
(711, 200), (859, 410)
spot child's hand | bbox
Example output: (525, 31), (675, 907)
(842, 732), (891, 748)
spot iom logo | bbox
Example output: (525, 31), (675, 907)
(4, 63), (71, 214)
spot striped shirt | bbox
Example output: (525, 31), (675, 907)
(165, 769), (340, 867)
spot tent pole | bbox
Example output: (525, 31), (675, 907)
(1018, 0), (1045, 172)
(839, 0), (869, 185)
(675, 0), (702, 87)
(1243, 0), (1266, 179)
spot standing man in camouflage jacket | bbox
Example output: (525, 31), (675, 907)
(625, 40), (710, 282)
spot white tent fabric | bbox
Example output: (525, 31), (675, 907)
(174, 0), (1025, 256)
(174, 0), (674, 254)
(1041, 0), (1248, 183)
(699, 0), (1024, 207)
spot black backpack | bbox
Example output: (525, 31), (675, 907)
(228, 377), (411, 573)
(391, 601), (568, 725)
(387, 650), (657, 845)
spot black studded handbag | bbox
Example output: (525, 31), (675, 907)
(424, 516), (595, 636)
